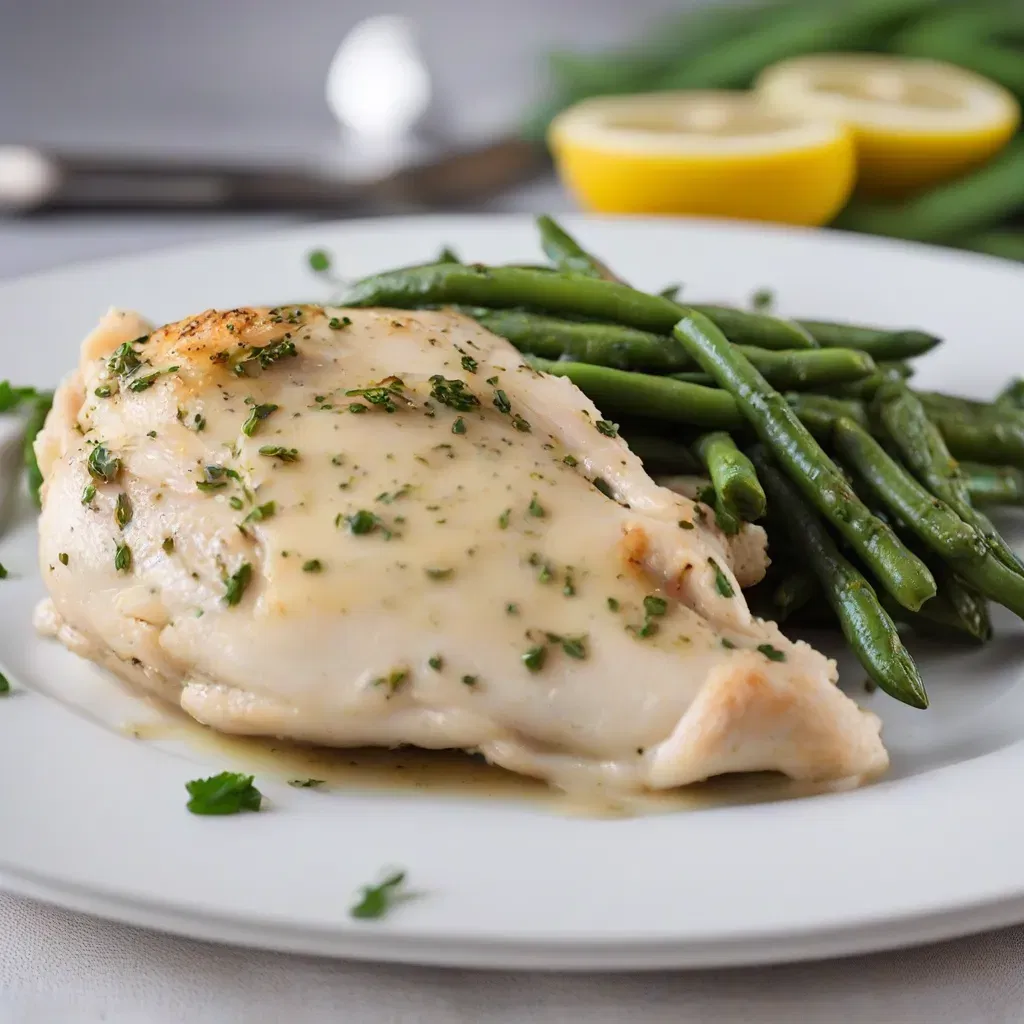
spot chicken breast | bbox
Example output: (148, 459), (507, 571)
(34, 304), (887, 793)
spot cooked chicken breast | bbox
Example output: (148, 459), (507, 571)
(34, 305), (887, 792)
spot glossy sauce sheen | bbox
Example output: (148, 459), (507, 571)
(34, 304), (887, 795)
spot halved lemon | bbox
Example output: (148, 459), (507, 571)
(756, 54), (1020, 197)
(547, 92), (856, 226)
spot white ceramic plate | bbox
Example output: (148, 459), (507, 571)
(2, 215), (1024, 970)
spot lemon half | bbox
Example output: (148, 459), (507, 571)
(548, 91), (856, 226)
(756, 53), (1020, 197)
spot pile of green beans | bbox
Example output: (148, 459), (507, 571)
(337, 214), (1024, 710)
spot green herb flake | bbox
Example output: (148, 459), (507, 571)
(643, 595), (668, 617)
(307, 249), (331, 273)
(505, 602), (519, 615)
(94, 384), (113, 398)
(192, 414), (206, 432)
(498, 508), (511, 529)
(429, 375), (479, 412)
(242, 338), (298, 373)
(678, 519), (694, 530)
(259, 445), (300, 462)
(58, 552), (69, 566)
(461, 674), (478, 687)
(126, 367), (177, 393)
(562, 572), (576, 597)
(329, 316), (352, 330)
(302, 559), (324, 573)
(451, 416), (467, 435)
(288, 778), (325, 788)
(721, 638), (736, 649)
(527, 496), (545, 518)
(87, 444), (122, 483)
(606, 597), (620, 612)
(560, 635), (587, 660)
(460, 355), (478, 373)
(81, 484), (96, 506)
(223, 563), (253, 606)
(757, 643), (786, 662)
(709, 559), (734, 598)
(186, 771), (263, 815)
(0, 672), (9, 694)
(345, 510), (384, 536)
(107, 340), (142, 378)
(242, 401), (279, 436)
(350, 870), (408, 920)
(562, 454), (578, 467)
(493, 389), (511, 415)
(162, 537), (175, 554)
(348, 402), (367, 414)
(242, 501), (277, 527)
(522, 645), (547, 673)
(595, 419), (619, 437)
(425, 567), (454, 581)
(511, 413), (531, 433)
(428, 655), (443, 671)
(114, 542), (132, 573)
(229, 496), (244, 510)
(114, 492), (133, 529)
(345, 377), (406, 413)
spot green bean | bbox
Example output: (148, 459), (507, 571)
(669, 372), (716, 386)
(952, 549), (1024, 621)
(618, 429), (701, 474)
(932, 572), (992, 644)
(693, 432), (766, 521)
(916, 390), (1024, 422)
(996, 379), (1024, 411)
(674, 310), (935, 610)
(471, 310), (691, 373)
(832, 417), (989, 563)
(687, 305), (816, 350)
(798, 320), (940, 359)
(961, 463), (1024, 506)
(875, 382), (1023, 573)
(341, 263), (814, 350)
(526, 357), (744, 428)
(772, 569), (818, 622)
(962, 231), (1024, 264)
(536, 215), (619, 281)
(671, 349), (877, 390)
(784, 393), (869, 439)
(835, 139), (1024, 244)
(436, 246), (460, 264)
(929, 413), (1024, 468)
(23, 392), (53, 507)
(751, 448), (927, 709)
(827, 362), (912, 399)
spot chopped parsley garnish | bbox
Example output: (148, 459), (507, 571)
(510, 413), (531, 432)
(229, 496), (244, 510)
(288, 778), (325, 788)
(498, 508), (511, 529)
(350, 870), (408, 920)
(425, 567), (454, 581)
(560, 635), (587, 660)
(191, 413), (206, 432)
(595, 419), (619, 437)
(709, 559), (734, 598)
(485, 375), (499, 386)
(492, 389), (511, 415)
(678, 519), (694, 530)
(196, 464), (239, 491)
(107, 340), (142, 378)
(258, 445), (300, 462)
(562, 454), (578, 467)
(429, 375), (479, 412)
(114, 492), (133, 529)
(0, 672), (9, 694)
(461, 674), (478, 687)
(721, 638), (736, 649)
(126, 366), (178, 392)
(643, 595), (668, 617)
(241, 501), (276, 527)
(563, 571), (576, 597)
(460, 355), (478, 373)
(345, 377), (406, 413)
(81, 484), (96, 506)
(241, 401), (279, 436)
(240, 338), (297, 373)
(505, 602), (519, 615)
(328, 316), (352, 330)
(114, 542), (132, 573)
(375, 486), (409, 504)
(344, 509), (387, 536)
(87, 444), (122, 483)
(522, 645), (547, 673)
(162, 537), (175, 553)
(186, 771), (262, 815)
(451, 416), (466, 435)
(757, 643), (786, 662)
(632, 594), (669, 639)
(58, 552), (69, 565)
(592, 477), (614, 500)
(607, 597), (620, 612)
(307, 249), (331, 272)
(223, 563), (253, 606)
(527, 496), (545, 518)
(95, 384), (113, 398)
(373, 669), (408, 693)
(302, 559), (324, 573)
(428, 655), (443, 671)
(348, 403), (367, 413)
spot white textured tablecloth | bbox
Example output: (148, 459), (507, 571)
(4, 202), (1024, 1024)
